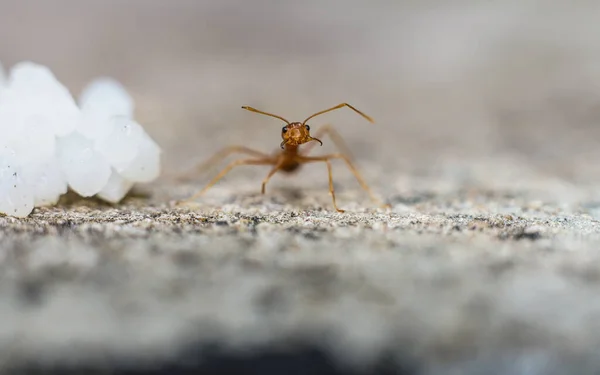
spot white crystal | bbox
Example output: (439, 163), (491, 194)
(7, 61), (80, 137)
(118, 130), (161, 183)
(0, 61), (6, 90)
(0, 149), (34, 217)
(56, 131), (112, 197)
(0, 62), (161, 217)
(0, 90), (56, 164)
(79, 77), (134, 120)
(94, 117), (144, 172)
(22, 156), (68, 207)
(97, 169), (134, 203)
(77, 110), (115, 141)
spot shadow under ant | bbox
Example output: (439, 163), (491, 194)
(243, 185), (309, 205)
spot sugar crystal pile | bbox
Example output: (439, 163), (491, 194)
(0, 61), (161, 218)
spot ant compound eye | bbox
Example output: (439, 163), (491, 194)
(282, 126), (288, 133)
(305, 125), (310, 131)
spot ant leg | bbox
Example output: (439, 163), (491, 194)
(261, 160), (285, 194)
(301, 124), (354, 159)
(290, 155), (345, 212)
(297, 153), (390, 210)
(177, 157), (274, 205)
(173, 146), (270, 182)
(324, 158), (344, 212)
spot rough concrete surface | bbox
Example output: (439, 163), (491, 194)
(3, 1), (600, 374)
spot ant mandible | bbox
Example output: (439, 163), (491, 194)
(177, 103), (389, 212)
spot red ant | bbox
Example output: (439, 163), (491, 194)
(177, 103), (389, 212)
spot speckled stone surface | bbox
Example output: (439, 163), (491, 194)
(3, 183), (600, 374)
(3, 1), (600, 374)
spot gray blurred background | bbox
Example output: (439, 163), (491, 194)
(2, 0), (600, 204)
(5, 3), (600, 373)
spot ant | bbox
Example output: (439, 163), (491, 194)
(176, 103), (389, 212)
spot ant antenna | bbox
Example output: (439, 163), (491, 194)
(241, 106), (291, 125)
(302, 103), (374, 125)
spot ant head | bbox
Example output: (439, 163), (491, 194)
(280, 122), (322, 149)
(242, 103), (372, 149)
(241, 106), (323, 150)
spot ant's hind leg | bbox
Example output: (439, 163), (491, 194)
(335, 154), (390, 209)
(173, 146), (270, 182)
(176, 157), (275, 206)
(261, 161), (285, 195)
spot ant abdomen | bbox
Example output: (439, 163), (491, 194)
(280, 161), (301, 173)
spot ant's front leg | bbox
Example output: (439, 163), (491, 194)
(296, 154), (390, 212)
(261, 157), (289, 194)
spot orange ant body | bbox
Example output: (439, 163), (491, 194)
(178, 103), (389, 212)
